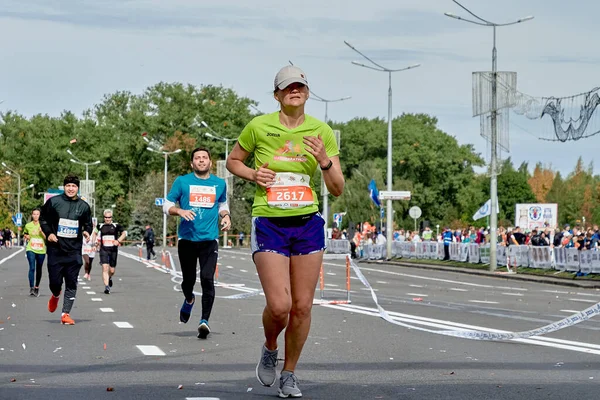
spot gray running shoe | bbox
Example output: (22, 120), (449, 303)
(278, 371), (302, 398)
(256, 345), (278, 386)
(29, 288), (35, 296)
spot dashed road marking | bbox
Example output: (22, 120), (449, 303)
(82, 286), (91, 289)
(568, 298), (598, 303)
(468, 300), (499, 304)
(114, 322), (133, 328)
(240, 269), (248, 273)
(136, 345), (165, 356)
(450, 288), (468, 292)
(327, 272), (337, 276)
(86, 291), (96, 295)
(406, 293), (428, 297)
(502, 292), (524, 296)
(100, 308), (114, 313)
(560, 309), (580, 313)
(409, 284), (423, 288)
(91, 298), (103, 302)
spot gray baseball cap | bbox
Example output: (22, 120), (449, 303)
(274, 65), (309, 90)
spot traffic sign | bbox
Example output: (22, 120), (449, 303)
(379, 191), (411, 201)
(15, 213), (23, 220)
(409, 206), (422, 219)
(12, 215), (22, 227)
(155, 198), (164, 206)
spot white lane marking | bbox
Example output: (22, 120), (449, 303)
(496, 286), (528, 291)
(327, 272), (337, 276)
(0, 247), (25, 264)
(186, 397), (220, 400)
(325, 284), (339, 287)
(82, 286), (91, 289)
(86, 291), (96, 295)
(468, 300), (499, 304)
(450, 288), (468, 292)
(407, 293), (428, 297)
(502, 293), (524, 296)
(358, 266), (501, 289)
(324, 303), (600, 355)
(568, 298), (598, 303)
(375, 280), (387, 284)
(542, 289), (569, 294)
(114, 322), (133, 328)
(100, 308), (114, 313)
(576, 292), (600, 297)
(226, 266), (234, 269)
(240, 257), (247, 261)
(91, 298), (103, 302)
(560, 310), (580, 313)
(360, 288), (378, 291)
(409, 284), (423, 288)
(136, 345), (165, 356)
(240, 269), (248, 273)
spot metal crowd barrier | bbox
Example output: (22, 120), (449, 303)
(343, 239), (600, 274)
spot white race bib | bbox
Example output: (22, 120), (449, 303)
(266, 173), (314, 209)
(30, 238), (44, 250)
(189, 185), (216, 208)
(57, 218), (78, 238)
(102, 235), (115, 247)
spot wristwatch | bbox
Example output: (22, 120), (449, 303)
(320, 159), (333, 170)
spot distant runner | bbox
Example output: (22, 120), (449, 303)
(97, 210), (126, 294)
(23, 208), (46, 297)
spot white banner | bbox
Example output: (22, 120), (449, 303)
(515, 203), (558, 230)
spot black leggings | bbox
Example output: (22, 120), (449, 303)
(47, 257), (82, 314)
(178, 239), (218, 321)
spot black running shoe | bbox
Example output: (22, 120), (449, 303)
(104, 286), (110, 294)
(109, 278), (113, 287)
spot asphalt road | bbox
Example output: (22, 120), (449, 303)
(1, 245), (600, 400)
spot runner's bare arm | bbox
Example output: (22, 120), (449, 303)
(226, 142), (275, 188)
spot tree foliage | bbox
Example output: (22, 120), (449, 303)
(1, 81), (598, 238)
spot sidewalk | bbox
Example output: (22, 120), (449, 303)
(363, 258), (600, 289)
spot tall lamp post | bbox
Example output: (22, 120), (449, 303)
(309, 92), (350, 238)
(445, 0), (533, 271)
(2, 162), (27, 246)
(144, 136), (181, 252)
(66, 149), (101, 218)
(202, 121), (235, 248)
(344, 40), (420, 259)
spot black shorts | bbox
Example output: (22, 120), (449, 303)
(99, 250), (118, 268)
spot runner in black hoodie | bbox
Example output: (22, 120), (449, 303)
(40, 174), (92, 325)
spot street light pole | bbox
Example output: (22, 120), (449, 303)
(144, 135), (181, 252)
(67, 149), (101, 218)
(445, 0), (533, 271)
(344, 41), (420, 259)
(2, 163), (23, 246)
(309, 92), (351, 238)
(203, 121), (235, 248)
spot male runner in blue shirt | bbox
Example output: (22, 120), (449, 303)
(163, 147), (231, 339)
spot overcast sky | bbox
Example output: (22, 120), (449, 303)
(1, 0), (598, 175)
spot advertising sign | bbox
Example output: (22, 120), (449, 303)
(514, 203), (558, 230)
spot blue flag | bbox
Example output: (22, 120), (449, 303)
(368, 179), (381, 207)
